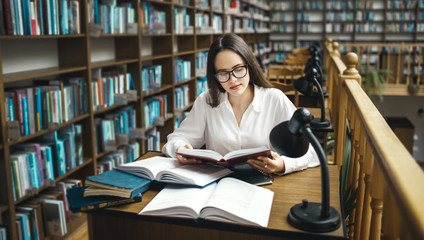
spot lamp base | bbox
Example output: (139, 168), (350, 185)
(310, 118), (330, 128)
(288, 201), (341, 233)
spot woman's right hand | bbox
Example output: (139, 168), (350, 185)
(176, 145), (202, 165)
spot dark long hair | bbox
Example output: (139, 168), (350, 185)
(206, 33), (272, 107)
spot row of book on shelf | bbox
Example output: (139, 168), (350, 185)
(4, 78), (88, 139)
(88, 0), (137, 34)
(10, 178), (96, 239)
(0, 0), (81, 35)
(91, 67), (137, 111)
(10, 124), (83, 201)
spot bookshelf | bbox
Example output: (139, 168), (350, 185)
(269, 0), (423, 63)
(0, 0), (270, 239)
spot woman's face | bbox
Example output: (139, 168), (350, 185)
(214, 50), (250, 97)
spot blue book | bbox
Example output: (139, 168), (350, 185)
(66, 186), (142, 212)
(8, 97), (15, 121)
(27, 152), (41, 188)
(22, 97), (30, 135)
(84, 169), (151, 198)
(34, 87), (42, 130)
(40, 145), (55, 181)
(16, 212), (31, 240)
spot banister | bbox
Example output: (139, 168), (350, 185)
(325, 42), (424, 239)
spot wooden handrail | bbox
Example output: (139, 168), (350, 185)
(325, 41), (424, 239)
(337, 42), (424, 96)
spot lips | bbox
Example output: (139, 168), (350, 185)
(230, 84), (241, 90)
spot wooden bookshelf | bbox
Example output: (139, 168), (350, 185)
(269, 0), (424, 63)
(0, 0), (271, 239)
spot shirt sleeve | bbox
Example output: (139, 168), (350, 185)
(161, 93), (208, 158)
(270, 89), (320, 175)
(279, 144), (320, 175)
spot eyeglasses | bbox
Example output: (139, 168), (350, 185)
(214, 65), (248, 83)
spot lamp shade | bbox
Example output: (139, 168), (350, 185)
(269, 109), (311, 158)
(294, 68), (317, 96)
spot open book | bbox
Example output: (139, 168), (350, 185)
(115, 156), (233, 187)
(139, 177), (274, 227)
(177, 147), (272, 167)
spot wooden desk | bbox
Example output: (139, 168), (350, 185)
(87, 152), (346, 240)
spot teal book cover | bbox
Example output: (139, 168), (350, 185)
(66, 186), (142, 212)
(85, 169), (151, 198)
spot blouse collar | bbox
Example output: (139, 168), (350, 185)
(218, 85), (263, 112)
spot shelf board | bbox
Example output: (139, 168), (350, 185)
(141, 54), (173, 61)
(0, 204), (8, 213)
(91, 59), (139, 69)
(174, 3), (194, 9)
(142, 114), (174, 133)
(94, 100), (139, 115)
(174, 101), (194, 113)
(96, 33), (139, 38)
(0, 34), (85, 40)
(174, 77), (195, 87)
(150, 0), (172, 5)
(8, 113), (90, 146)
(141, 33), (172, 37)
(196, 48), (209, 53)
(174, 50), (195, 56)
(95, 137), (138, 159)
(142, 84), (173, 98)
(13, 158), (93, 205)
(3, 66), (87, 83)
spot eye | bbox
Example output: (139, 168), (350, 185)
(218, 71), (228, 75)
(233, 67), (244, 73)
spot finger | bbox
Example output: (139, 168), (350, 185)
(185, 144), (193, 149)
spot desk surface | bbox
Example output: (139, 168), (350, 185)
(88, 152), (346, 240)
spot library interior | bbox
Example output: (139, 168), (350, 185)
(1, 0), (424, 239)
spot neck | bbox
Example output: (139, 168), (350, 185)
(228, 84), (254, 108)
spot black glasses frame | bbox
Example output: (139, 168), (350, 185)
(214, 65), (248, 83)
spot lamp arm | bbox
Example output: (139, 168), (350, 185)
(303, 125), (330, 218)
(311, 76), (326, 122)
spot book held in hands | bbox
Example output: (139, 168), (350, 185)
(139, 177), (274, 227)
(84, 169), (151, 198)
(177, 147), (272, 167)
(115, 156), (233, 187)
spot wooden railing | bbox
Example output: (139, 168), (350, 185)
(325, 41), (424, 239)
(327, 39), (424, 96)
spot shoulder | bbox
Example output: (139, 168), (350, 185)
(257, 86), (286, 100)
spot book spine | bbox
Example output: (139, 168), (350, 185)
(2, 0), (15, 34)
(76, 195), (142, 212)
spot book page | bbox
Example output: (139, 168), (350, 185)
(139, 184), (216, 219)
(177, 149), (224, 161)
(223, 147), (269, 160)
(115, 156), (179, 180)
(157, 164), (233, 186)
(200, 177), (274, 227)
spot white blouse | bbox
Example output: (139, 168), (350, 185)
(162, 85), (320, 174)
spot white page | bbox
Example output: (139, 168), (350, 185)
(223, 146), (269, 159)
(158, 164), (233, 185)
(200, 177), (274, 227)
(139, 183), (216, 218)
(115, 156), (179, 179)
(178, 149), (223, 160)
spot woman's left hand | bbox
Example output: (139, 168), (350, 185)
(247, 151), (285, 174)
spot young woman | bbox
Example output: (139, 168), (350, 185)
(162, 33), (319, 175)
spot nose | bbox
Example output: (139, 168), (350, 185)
(228, 72), (238, 82)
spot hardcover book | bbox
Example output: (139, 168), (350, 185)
(115, 156), (233, 187)
(177, 147), (272, 167)
(139, 177), (274, 227)
(84, 169), (151, 198)
(67, 186), (142, 212)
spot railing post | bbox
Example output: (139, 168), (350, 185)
(335, 52), (360, 166)
(369, 158), (385, 240)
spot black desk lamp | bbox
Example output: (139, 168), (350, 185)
(269, 108), (341, 232)
(294, 68), (330, 128)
